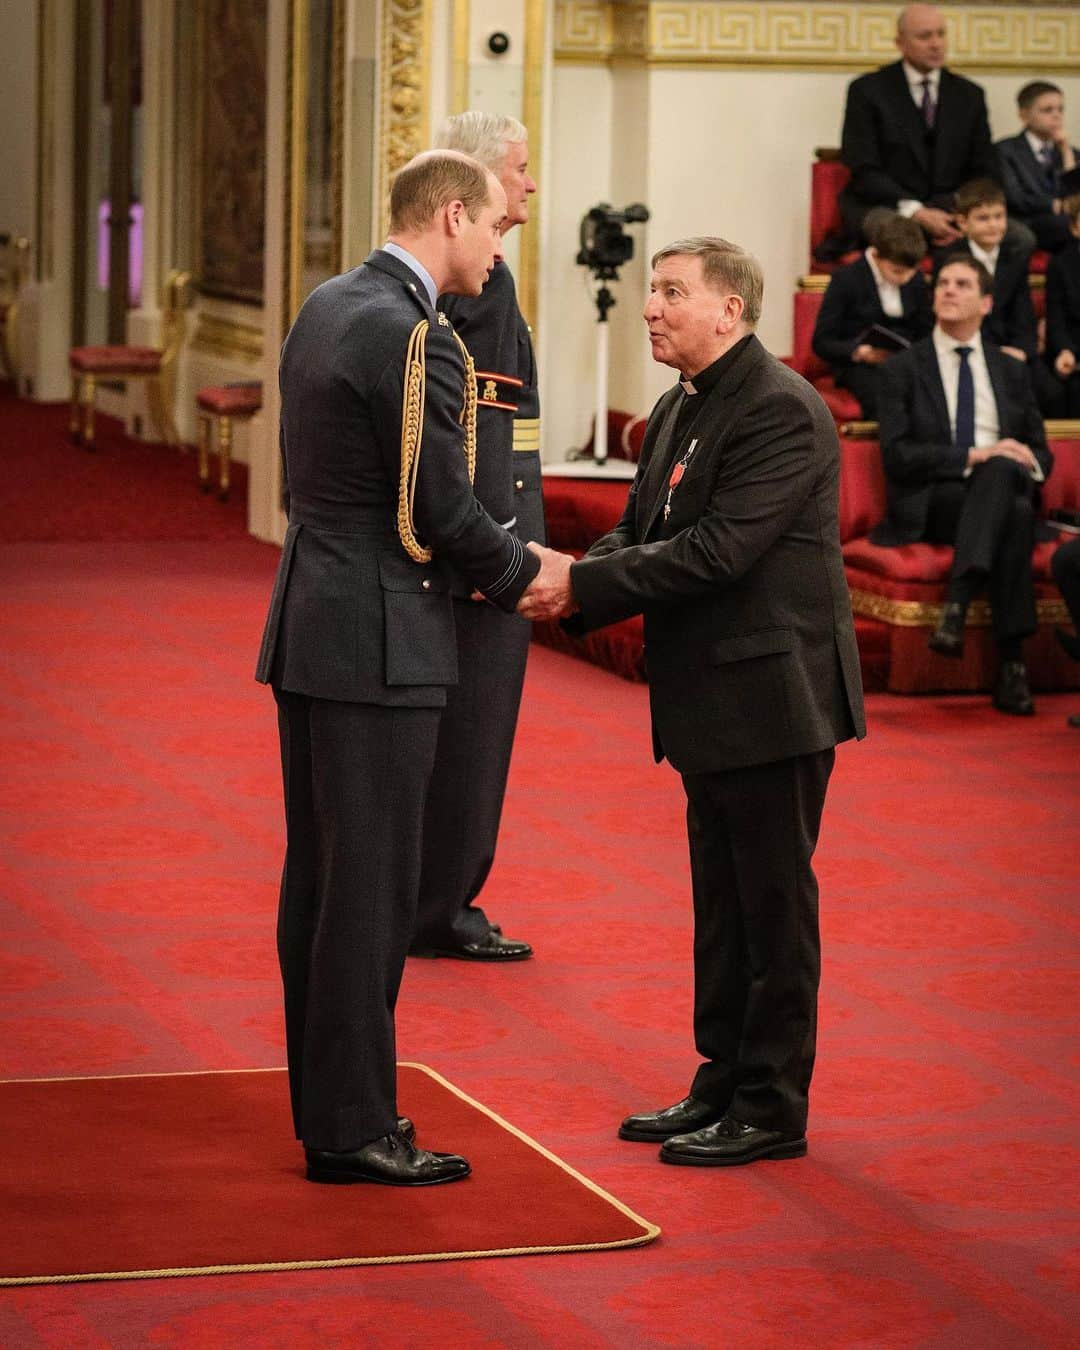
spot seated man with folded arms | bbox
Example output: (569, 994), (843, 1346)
(997, 81), (1078, 255)
(938, 178), (1062, 416)
(1045, 183), (1080, 417)
(874, 254), (1053, 716)
(813, 214), (932, 418)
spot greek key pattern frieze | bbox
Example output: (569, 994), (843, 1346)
(555, 2), (1078, 70)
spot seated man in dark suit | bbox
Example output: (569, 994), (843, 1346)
(997, 81), (1078, 254)
(938, 178), (1062, 415)
(875, 254), (1053, 715)
(1045, 186), (1080, 416)
(813, 214), (932, 418)
(839, 5), (1031, 252)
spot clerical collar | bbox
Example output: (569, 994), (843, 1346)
(679, 334), (754, 397)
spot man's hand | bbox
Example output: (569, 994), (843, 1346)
(913, 206), (961, 246)
(1000, 345), (1027, 363)
(516, 542), (576, 621)
(853, 344), (892, 366)
(1056, 349), (1077, 378)
(969, 439), (1040, 474)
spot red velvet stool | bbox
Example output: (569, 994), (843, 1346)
(195, 383), (262, 501)
(68, 270), (191, 450)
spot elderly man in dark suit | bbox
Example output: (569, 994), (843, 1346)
(255, 152), (556, 1187)
(874, 253), (1053, 715)
(839, 5), (1031, 251)
(521, 238), (866, 1166)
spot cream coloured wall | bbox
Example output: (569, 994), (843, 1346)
(541, 61), (1080, 449)
(0, 3), (37, 245)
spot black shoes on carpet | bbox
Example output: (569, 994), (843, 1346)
(659, 1116), (807, 1167)
(992, 660), (1035, 716)
(620, 1098), (806, 1166)
(411, 927), (533, 961)
(618, 1096), (726, 1142)
(305, 1129), (470, 1186)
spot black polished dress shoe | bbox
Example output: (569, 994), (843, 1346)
(1055, 627), (1080, 662)
(992, 659), (1035, 716)
(411, 930), (532, 961)
(928, 602), (967, 658)
(305, 1129), (470, 1186)
(618, 1096), (726, 1142)
(660, 1115), (807, 1167)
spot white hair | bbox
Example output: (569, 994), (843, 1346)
(433, 111), (528, 171)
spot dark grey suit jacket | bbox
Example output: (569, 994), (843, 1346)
(997, 132), (1078, 220)
(873, 334), (1052, 544)
(568, 337), (866, 775)
(255, 250), (539, 706)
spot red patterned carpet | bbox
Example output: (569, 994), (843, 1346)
(1, 392), (1079, 1345)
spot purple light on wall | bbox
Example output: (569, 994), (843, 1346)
(97, 200), (144, 306)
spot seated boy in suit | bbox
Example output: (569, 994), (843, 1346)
(936, 178), (1060, 414)
(996, 81), (1078, 254)
(812, 214), (932, 418)
(1045, 185), (1080, 416)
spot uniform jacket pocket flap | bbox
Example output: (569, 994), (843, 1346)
(378, 552), (448, 594)
(709, 628), (794, 665)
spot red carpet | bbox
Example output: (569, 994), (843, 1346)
(0, 1065), (656, 1285)
(1, 390), (1079, 1344)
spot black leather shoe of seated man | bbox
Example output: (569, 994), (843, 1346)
(618, 1096), (727, 1142)
(660, 1115), (807, 1166)
(992, 660), (1035, 716)
(411, 929), (532, 961)
(928, 602), (967, 658)
(305, 1129), (470, 1186)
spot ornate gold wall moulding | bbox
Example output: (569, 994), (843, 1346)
(378, 0), (430, 238)
(554, 2), (1079, 71)
(190, 313), (265, 362)
(849, 590), (1069, 629)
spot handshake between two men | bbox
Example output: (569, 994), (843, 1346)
(515, 541), (577, 621)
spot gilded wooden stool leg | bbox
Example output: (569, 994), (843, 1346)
(82, 374), (97, 449)
(70, 376), (82, 443)
(217, 416), (232, 501)
(197, 414), (211, 491)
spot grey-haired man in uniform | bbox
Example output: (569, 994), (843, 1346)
(408, 112), (547, 962)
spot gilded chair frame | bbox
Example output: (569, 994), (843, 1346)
(70, 269), (193, 449)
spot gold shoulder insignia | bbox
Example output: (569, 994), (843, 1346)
(483, 379), (498, 403)
(436, 311), (451, 327)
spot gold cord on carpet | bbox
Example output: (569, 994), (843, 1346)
(397, 321), (477, 563)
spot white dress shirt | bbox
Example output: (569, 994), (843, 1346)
(866, 250), (904, 318)
(967, 240), (1000, 276)
(931, 326), (1044, 481)
(1025, 129), (1054, 166)
(897, 64), (942, 218)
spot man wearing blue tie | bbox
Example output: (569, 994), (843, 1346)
(874, 255), (1053, 714)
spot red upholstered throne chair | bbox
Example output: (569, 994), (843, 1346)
(68, 270), (192, 450)
(839, 425), (1080, 693)
(195, 383), (262, 502)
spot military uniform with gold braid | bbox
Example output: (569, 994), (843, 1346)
(408, 259), (547, 955)
(255, 248), (538, 1153)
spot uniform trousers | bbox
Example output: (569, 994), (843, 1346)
(925, 456), (1038, 645)
(682, 748), (835, 1137)
(412, 597), (531, 947)
(274, 689), (440, 1151)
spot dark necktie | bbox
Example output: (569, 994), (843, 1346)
(920, 78), (936, 130)
(954, 346), (975, 456)
(1039, 143), (1057, 189)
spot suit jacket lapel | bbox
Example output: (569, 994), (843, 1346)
(983, 342), (1008, 427)
(916, 340), (951, 440)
